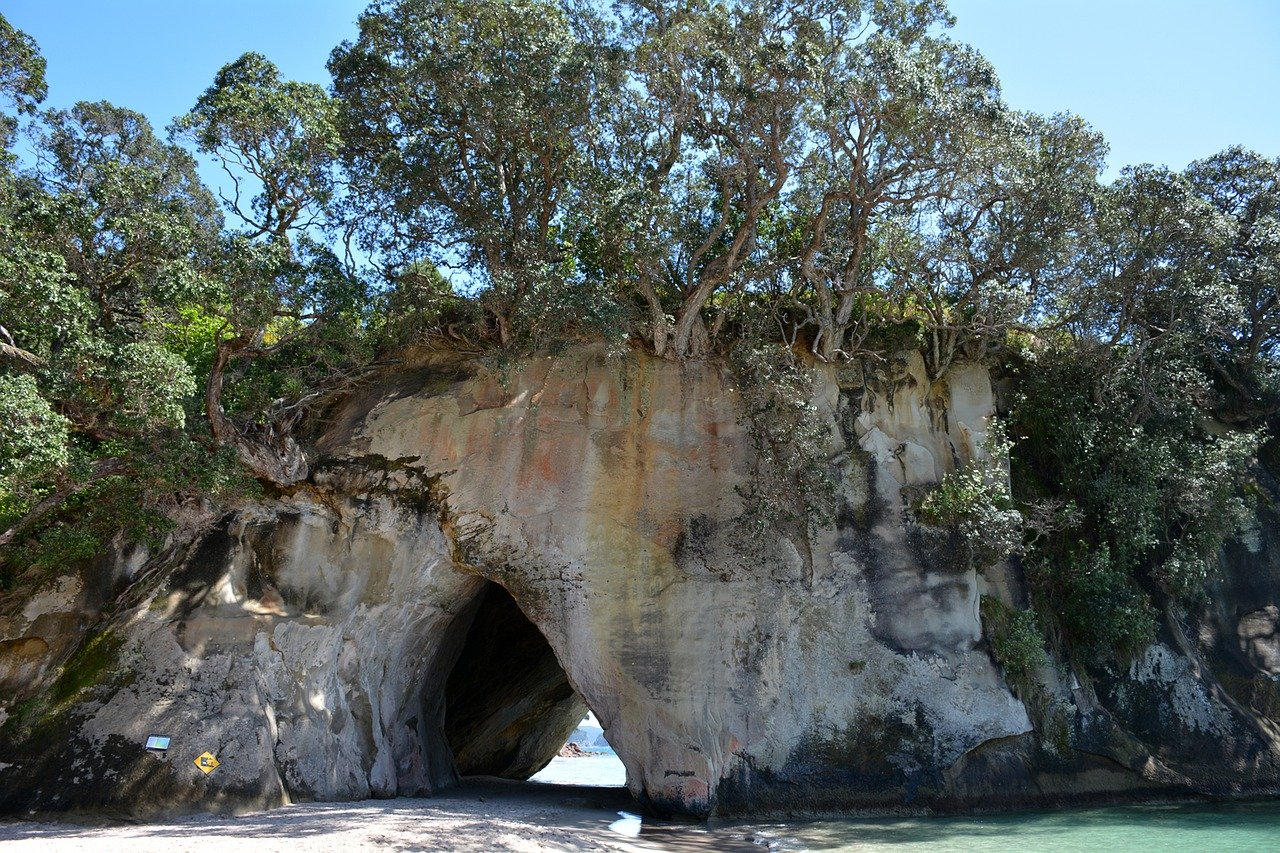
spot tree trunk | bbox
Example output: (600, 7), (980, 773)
(636, 277), (669, 358)
(671, 278), (719, 359)
(205, 336), (309, 487)
(205, 337), (247, 448)
(495, 310), (514, 349)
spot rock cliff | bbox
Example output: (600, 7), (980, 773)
(2, 347), (1278, 818)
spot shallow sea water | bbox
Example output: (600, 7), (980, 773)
(529, 751), (628, 787)
(2, 769), (1278, 852)
(527, 752), (1280, 851)
(731, 801), (1280, 852)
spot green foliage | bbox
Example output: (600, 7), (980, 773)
(980, 595), (1078, 756)
(0, 40), (273, 582)
(1005, 150), (1272, 662)
(980, 596), (1049, 693)
(173, 55), (375, 468)
(1, 436), (253, 591)
(1185, 147), (1280, 419)
(5, 101), (221, 439)
(163, 305), (233, 376)
(918, 423), (1023, 567)
(198, 234), (372, 427)
(0, 13), (46, 145)
(0, 93), (246, 578)
(1013, 343), (1256, 659)
(331, 0), (618, 347)
(376, 262), (460, 346)
(1026, 545), (1157, 663)
(0, 374), (70, 503)
(730, 342), (835, 549)
(610, 0), (831, 356)
(173, 51), (340, 239)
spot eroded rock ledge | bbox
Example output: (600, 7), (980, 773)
(2, 346), (1279, 818)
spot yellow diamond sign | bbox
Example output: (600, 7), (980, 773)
(194, 751), (221, 774)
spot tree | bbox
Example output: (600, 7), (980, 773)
(0, 102), (227, 554)
(1078, 166), (1231, 350)
(14, 102), (220, 437)
(1185, 147), (1280, 418)
(1, 16), (51, 363)
(173, 52), (340, 241)
(0, 13), (47, 145)
(892, 111), (1106, 377)
(330, 0), (615, 348)
(608, 0), (817, 358)
(1011, 157), (1261, 658)
(783, 0), (1006, 366)
(1014, 340), (1255, 655)
(0, 373), (69, 513)
(176, 53), (365, 486)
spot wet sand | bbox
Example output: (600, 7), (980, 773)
(0, 778), (767, 852)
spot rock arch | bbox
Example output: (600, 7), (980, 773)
(443, 580), (591, 780)
(2, 347), (1053, 819)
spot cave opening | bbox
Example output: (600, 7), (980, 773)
(442, 580), (625, 788)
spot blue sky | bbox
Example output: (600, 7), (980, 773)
(947, 0), (1280, 175)
(5, 0), (1279, 181)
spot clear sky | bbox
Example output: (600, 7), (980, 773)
(947, 0), (1280, 175)
(5, 0), (1279, 181)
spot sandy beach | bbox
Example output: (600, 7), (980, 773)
(0, 779), (770, 852)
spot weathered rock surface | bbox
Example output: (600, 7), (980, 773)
(2, 346), (1279, 818)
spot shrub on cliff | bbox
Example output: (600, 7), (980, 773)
(730, 342), (835, 554)
(1013, 342), (1257, 660)
(980, 597), (1049, 695)
(918, 423), (1024, 568)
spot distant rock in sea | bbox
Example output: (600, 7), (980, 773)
(565, 716), (612, 752)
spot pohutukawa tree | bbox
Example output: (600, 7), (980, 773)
(329, 0), (616, 348)
(0, 11), (50, 369)
(1185, 147), (1280, 418)
(787, 0), (991, 365)
(174, 52), (341, 242)
(606, 0), (817, 358)
(893, 111), (1107, 377)
(0, 93), (254, 564)
(174, 52), (364, 486)
(0, 12), (45, 146)
(774, 2), (1106, 378)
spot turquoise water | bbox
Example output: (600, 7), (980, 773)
(529, 752), (1280, 850)
(721, 801), (1280, 852)
(526, 754), (1280, 850)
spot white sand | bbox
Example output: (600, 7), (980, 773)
(0, 778), (768, 852)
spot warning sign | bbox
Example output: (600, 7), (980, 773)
(194, 751), (221, 774)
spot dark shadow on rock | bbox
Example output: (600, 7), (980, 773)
(444, 582), (588, 779)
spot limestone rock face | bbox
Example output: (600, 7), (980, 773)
(311, 348), (1030, 815)
(2, 346), (1279, 817)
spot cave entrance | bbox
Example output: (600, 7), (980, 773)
(443, 581), (625, 788)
